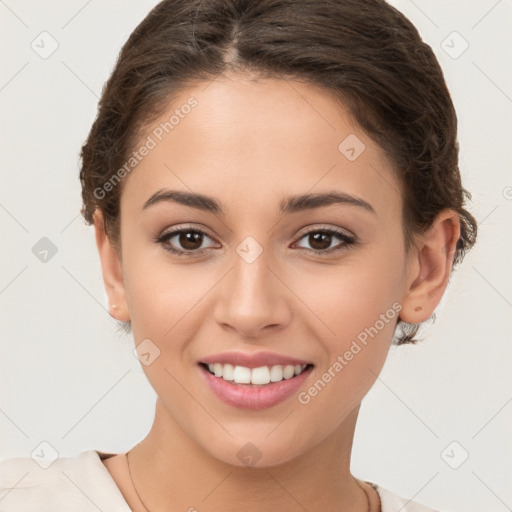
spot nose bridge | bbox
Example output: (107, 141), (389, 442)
(230, 241), (277, 313)
(214, 237), (290, 335)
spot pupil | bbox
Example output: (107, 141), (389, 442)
(310, 232), (331, 250)
(180, 231), (202, 250)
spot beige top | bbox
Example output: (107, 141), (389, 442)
(0, 450), (444, 511)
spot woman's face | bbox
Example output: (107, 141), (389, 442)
(106, 73), (418, 466)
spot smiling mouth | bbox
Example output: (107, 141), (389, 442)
(198, 362), (314, 386)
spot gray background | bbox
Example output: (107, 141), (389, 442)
(1, 1), (511, 511)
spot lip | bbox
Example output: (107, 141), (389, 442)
(199, 350), (312, 369)
(198, 363), (314, 410)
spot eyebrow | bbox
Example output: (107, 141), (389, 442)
(142, 189), (376, 216)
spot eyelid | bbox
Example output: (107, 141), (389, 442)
(292, 225), (356, 254)
(158, 223), (217, 240)
(154, 223), (357, 256)
(295, 224), (354, 239)
(153, 224), (220, 256)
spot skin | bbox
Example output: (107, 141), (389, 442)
(94, 72), (460, 512)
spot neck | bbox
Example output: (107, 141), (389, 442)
(128, 399), (372, 512)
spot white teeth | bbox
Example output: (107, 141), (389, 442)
(222, 363), (234, 381)
(232, 365), (251, 384)
(204, 363), (309, 385)
(269, 365), (283, 382)
(251, 366), (271, 385)
(283, 365), (295, 379)
(213, 363), (223, 377)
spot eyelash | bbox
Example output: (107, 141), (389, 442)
(153, 225), (356, 258)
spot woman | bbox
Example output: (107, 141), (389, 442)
(0, 0), (477, 510)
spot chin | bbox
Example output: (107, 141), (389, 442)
(195, 427), (312, 469)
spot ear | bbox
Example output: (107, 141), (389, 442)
(400, 209), (461, 324)
(93, 210), (130, 322)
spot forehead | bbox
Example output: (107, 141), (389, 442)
(122, 74), (402, 221)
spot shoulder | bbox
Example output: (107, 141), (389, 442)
(370, 481), (446, 512)
(0, 450), (130, 512)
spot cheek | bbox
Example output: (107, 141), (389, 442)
(292, 261), (402, 427)
(287, 247), (404, 407)
(124, 234), (405, 348)
(123, 249), (218, 343)
(289, 249), (404, 343)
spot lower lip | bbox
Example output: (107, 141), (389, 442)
(199, 364), (313, 410)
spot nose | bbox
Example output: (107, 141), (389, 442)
(213, 247), (292, 339)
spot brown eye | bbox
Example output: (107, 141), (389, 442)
(308, 232), (333, 251)
(294, 228), (356, 254)
(155, 227), (217, 256)
(178, 231), (204, 250)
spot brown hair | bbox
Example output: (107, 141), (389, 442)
(79, 0), (478, 344)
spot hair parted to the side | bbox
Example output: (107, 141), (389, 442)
(79, 0), (478, 345)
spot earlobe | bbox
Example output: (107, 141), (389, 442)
(93, 210), (131, 322)
(400, 209), (461, 324)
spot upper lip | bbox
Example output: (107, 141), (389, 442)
(199, 351), (312, 369)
